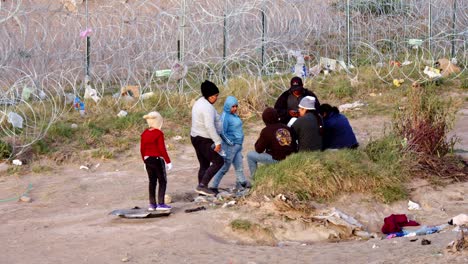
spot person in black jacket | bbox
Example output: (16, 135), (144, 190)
(274, 76), (320, 125)
(246, 107), (297, 178)
(291, 96), (323, 152)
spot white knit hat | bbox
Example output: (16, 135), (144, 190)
(298, 96), (316, 110)
(143, 111), (163, 129)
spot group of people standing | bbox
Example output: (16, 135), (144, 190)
(139, 77), (359, 210)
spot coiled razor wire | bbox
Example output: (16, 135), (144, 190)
(0, 0), (466, 159)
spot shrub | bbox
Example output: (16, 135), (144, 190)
(0, 140), (13, 159)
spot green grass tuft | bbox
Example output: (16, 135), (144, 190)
(230, 219), (253, 231)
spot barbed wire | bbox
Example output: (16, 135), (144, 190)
(0, 0), (466, 159)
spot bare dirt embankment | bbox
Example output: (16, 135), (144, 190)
(0, 105), (467, 263)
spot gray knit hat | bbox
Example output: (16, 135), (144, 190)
(298, 96), (316, 110)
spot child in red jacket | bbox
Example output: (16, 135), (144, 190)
(141, 111), (172, 211)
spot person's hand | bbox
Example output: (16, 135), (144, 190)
(166, 163), (173, 171)
(288, 110), (299, 117)
(214, 144), (222, 153)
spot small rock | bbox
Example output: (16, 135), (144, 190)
(121, 257), (130, 262)
(19, 195), (32, 203)
(421, 239), (431, 245)
(71, 123), (78, 129)
(165, 194), (172, 204)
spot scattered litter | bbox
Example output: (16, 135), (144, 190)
(436, 58), (461, 77)
(408, 200), (421, 210)
(421, 239), (431, 245)
(120, 85), (140, 98)
(393, 79), (404, 87)
(94, 163), (100, 169)
(117, 110), (128, 118)
(372, 244), (379, 249)
(140, 92), (154, 99)
(21, 87), (32, 101)
(19, 195), (32, 203)
(312, 208), (364, 238)
(390, 60), (401, 67)
(289, 50), (307, 78)
(7, 112), (24, 128)
(184, 206), (206, 213)
(448, 213), (468, 226)
(12, 159), (22, 166)
(154, 69), (172, 77)
(84, 84), (100, 103)
(80, 165), (89, 170)
(74, 97), (85, 116)
(401, 60), (412, 66)
(170, 62), (188, 81)
(423, 66), (442, 79)
(80, 28), (92, 38)
(221, 200), (236, 208)
(338, 101), (366, 112)
(408, 39), (423, 49)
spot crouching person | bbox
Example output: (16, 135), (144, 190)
(247, 107), (297, 178)
(318, 104), (358, 150)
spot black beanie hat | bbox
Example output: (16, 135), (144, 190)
(201, 80), (219, 99)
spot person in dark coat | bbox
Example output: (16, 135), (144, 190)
(291, 96), (323, 152)
(318, 104), (358, 150)
(247, 107), (297, 178)
(274, 76), (320, 125)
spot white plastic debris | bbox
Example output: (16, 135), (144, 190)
(338, 101), (366, 112)
(408, 200), (421, 210)
(372, 244), (379, 249)
(423, 66), (442, 79)
(117, 110), (128, 118)
(80, 165), (89, 170)
(12, 159), (22, 166)
(140, 92), (155, 99)
(7, 112), (24, 129)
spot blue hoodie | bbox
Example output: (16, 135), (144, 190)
(220, 96), (244, 145)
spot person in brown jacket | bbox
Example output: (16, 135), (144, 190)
(246, 107), (297, 178)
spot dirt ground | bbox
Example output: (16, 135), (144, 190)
(0, 105), (467, 264)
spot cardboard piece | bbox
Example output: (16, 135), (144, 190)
(120, 85), (140, 98)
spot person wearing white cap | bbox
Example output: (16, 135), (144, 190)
(291, 96), (323, 152)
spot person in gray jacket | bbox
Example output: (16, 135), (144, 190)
(291, 96), (323, 152)
(190, 80), (224, 196)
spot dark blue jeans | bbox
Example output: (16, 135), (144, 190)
(190, 136), (224, 187)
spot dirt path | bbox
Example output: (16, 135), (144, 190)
(0, 112), (467, 264)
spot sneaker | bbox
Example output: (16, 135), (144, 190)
(148, 204), (157, 211)
(195, 185), (216, 196)
(156, 204), (172, 211)
(240, 181), (252, 189)
(209, 187), (220, 195)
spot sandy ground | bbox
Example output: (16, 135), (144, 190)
(0, 108), (467, 264)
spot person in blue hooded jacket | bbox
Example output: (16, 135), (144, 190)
(319, 104), (359, 150)
(210, 96), (251, 191)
